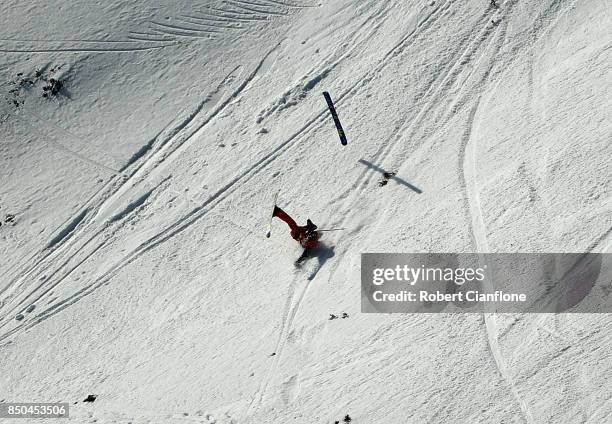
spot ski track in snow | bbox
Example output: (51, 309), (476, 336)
(0, 44), (283, 340)
(18, 109), (124, 174)
(319, 9), (539, 417)
(456, 3), (535, 422)
(0, 63), (241, 329)
(325, 0), (494, 233)
(0, 39), (177, 53)
(246, 0), (485, 416)
(131, 0), (314, 43)
(1, 42), (259, 314)
(1, 0), (611, 421)
(342, 0), (586, 421)
(457, 3), (612, 420)
(0, 0), (484, 356)
(1, 0), (312, 51)
(247, 252), (327, 416)
(0, 61), (246, 328)
(246, 274), (303, 414)
(461, 94), (535, 424)
(0, 0), (462, 406)
(349, 3), (611, 419)
(0, 179), (170, 336)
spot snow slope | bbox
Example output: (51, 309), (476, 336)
(1, 0), (611, 422)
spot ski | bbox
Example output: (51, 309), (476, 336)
(323, 91), (348, 146)
(266, 190), (280, 238)
(317, 228), (345, 232)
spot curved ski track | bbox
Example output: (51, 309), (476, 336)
(458, 2), (612, 422)
(461, 95), (535, 424)
(3, 1), (607, 422)
(0, 42), (284, 338)
(244, 0), (501, 417)
(128, 0), (315, 43)
(0, 12), (467, 414)
(0, 0), (450, 341)
(455, 3), (533, 424)
(1, 0), (314, 52)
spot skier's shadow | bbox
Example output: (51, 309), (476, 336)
(358, 159), (423, 193)
(297, 242), (335, 280)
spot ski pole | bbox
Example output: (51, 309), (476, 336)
(318, 228), (346, 232)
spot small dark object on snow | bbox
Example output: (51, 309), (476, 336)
(83, 394), (97, 403)
(16, 72), (23, 77)
(341, 312), (349, 319)
(378, 171), (396, 187)
(35, 69), (42, 78)
(42, 78), (63, 96)
(12, 100), (19, 107)
(335, 421), (339, 424)
(343, 414), (352, 422)
(329, 314), (338, 320)
(490, 0), (498, 7)
(270, 352), (276, 356)
(50, 78), (63, 94)
(5, 214), (15, 223)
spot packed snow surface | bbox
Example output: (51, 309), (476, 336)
(1, 0), (611, 422)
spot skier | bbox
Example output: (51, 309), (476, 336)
(272, 205), (321, 255)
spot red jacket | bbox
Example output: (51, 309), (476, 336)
(274, 206), (320, 249)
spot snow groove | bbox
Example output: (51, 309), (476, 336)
(133, 0), (313, 43)
(461, 97), (535, 424)
(1, 0), (456, 340)
(0, 46), (283, 339)
(19, 111), (124, 177)
(0, 37), (176, 52)
(0, 59), (244, 334)
(52, 1), (452, 310)
(149, 21), (222, 37)
(325, 1), (492, 231)
(246, 276), (301, 414)
(248, 256), (325, 416)
(45, 208), (89, 249)
(228, 0), (288, 16)
(0, 179), (170, 338)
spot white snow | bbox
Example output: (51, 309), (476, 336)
(1, 0), (611, 422)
